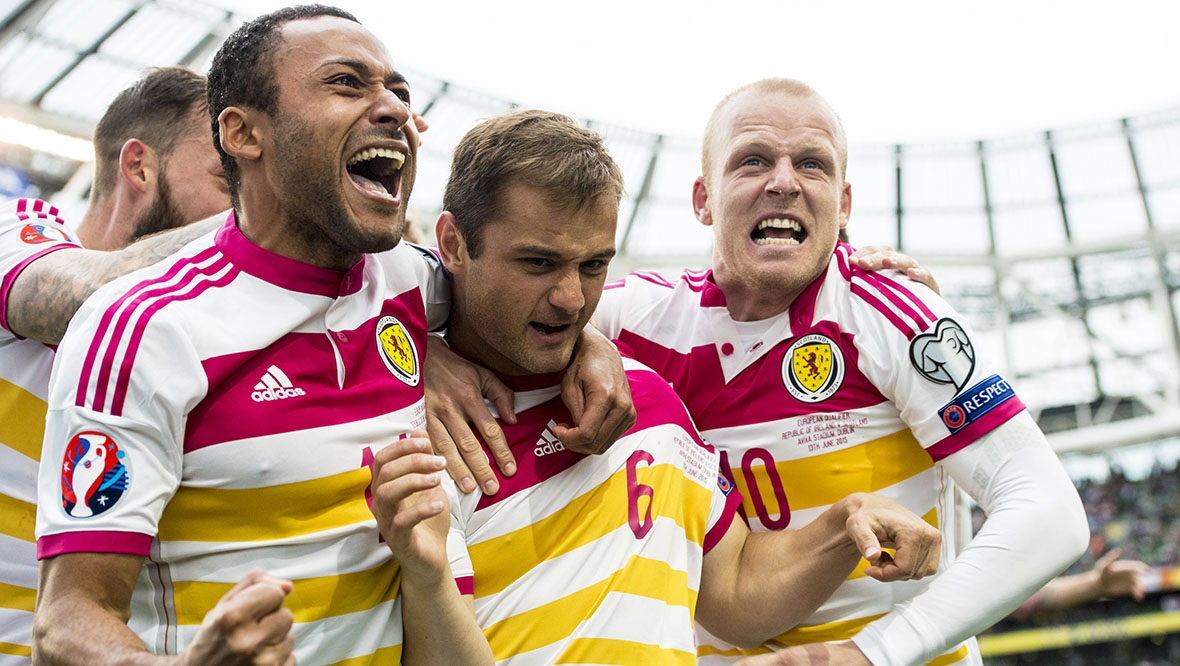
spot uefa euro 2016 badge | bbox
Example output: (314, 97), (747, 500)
(783, 333), (845, 403)
(909, 318), (976, 392)
(375, 315), (420, 387)
(20, 223), (75, 245)
(60, 431), (129, 518)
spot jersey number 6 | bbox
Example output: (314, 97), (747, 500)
(626, 450), (655, 539)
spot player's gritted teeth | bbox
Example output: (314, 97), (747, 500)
(346, 146), (405, 201)
(750, 217), (807, 246)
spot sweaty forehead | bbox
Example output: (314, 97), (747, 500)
(276, 16), (395, 75)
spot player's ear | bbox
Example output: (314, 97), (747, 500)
(118, 139), (156, 195)
(435, 211), (468, 274)
(839, 181), (852, 230)
(692, 176), (712, 227)
(218, 106), (263, 162)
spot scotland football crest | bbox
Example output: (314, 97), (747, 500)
(60, 431), (129, 518)
(375, 315), (420, 386)
(782, 334), (845, 403)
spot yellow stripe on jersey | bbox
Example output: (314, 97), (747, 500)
(555, 637), (695, 665)
(159, 467), (372, 542)
(0, 581), (35, 612)
(173, 560), (399, 625)
(0, 492), (34, 542)
(844, 506), (938, 581)
(928, 645), (970, 666)
(468, 463), (712, 598)
(731, 430), (932, 515)
(482, 555), (695, 660)
(769, 613), (885, 647)
(323, 643), (402, 666)
(0, 641), (32, 658)
(0, 377), (47, 461)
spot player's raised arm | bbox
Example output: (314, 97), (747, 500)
(696, 492), (941, 648)
(368, 431), (493, 665)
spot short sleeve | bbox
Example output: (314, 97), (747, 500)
(0, 198), (82, 334)
(35, 285), (203, 559)
(443, 475), (474, 595)
(845, 267), (1025, 462)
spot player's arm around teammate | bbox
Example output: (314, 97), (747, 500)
(425, 246), (926, 497)
(35, 555), (295, 666)
(696, 491), (942, 649)
(426, 323), (636, 494)
(368, 431), (494, 665)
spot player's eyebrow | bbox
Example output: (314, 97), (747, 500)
(317, 58), (407, 88)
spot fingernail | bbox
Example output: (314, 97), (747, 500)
(504, 462), (517, 475)
(460, 477), (477, 493)
(864, 547), (880, 559)
(431, 501), (444, 511)
(484, 479), (500, 494)
(433, 455), (447, 468)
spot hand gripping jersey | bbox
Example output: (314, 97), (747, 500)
(36, 213), (451, 666)
(595, 243), (1026, 666)
(0, 198), (81, 664)
(446, 356), (742, 666)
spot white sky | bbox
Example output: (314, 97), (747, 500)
(218, 0), (1180, 145)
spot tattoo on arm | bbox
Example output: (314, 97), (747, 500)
(8, 216), (220, 344)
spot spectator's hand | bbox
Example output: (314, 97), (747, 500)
(369, 431), (452, 580)
(181, 568), (295, 666)
(848, 245), (940, 295)
(1096, 548), (1150, 601)
(424, 336), (517, 495)
(553, 326), (635, 454)
(840, 492), (941, 582)
(735, 641), (870, 665)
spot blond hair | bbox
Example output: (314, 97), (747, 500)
(701, 78), (848, 183)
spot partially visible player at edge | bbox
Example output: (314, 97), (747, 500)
(0, 66), (228, 665)
(593, 79), (1088, 665)
(33, 6), (495, 665)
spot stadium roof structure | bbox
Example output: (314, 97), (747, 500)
(1, 0), (1178, 455)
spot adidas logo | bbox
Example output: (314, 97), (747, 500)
(534, 419), (566, 457)
(251, 365), (306, 402)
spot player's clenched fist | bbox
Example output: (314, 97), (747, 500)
(838, 492), (942, 582)
(180, 568), (295, 666)
(369, 430), (452, 581)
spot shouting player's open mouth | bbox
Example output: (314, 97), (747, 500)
(751, 217), (807, 246)
(346, 145), (405, 203)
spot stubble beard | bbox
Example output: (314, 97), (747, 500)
(130, 173), (188, 242)
(272, 113), (407, 265)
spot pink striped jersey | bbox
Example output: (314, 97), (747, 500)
(445, 356), (742, 665)
(0, 198), (81, 665)
(36, 213), (451, 666)
(595, 243), (1025, 666)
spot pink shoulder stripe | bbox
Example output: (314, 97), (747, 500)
(630, 271), (676, 289)
(604, 279), (625, 290)
(77, 246), (222, 409)
(834, 251), (920, 340)
(37, 530), (154, 559)
(110, 263), (238, 416)
(869, 270), (937, 322)
(853, 269), (933, 333)
(849, 283), (919, 340)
